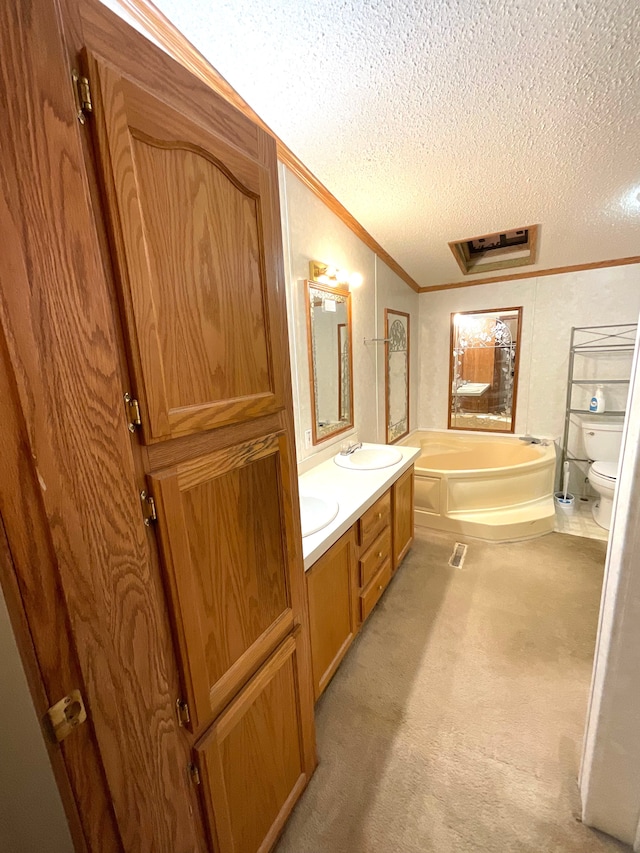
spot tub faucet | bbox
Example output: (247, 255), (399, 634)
(519, 435), (549, 446)
(340, 441), (363, 456)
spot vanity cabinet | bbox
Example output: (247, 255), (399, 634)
(306, 528), (358, 700)
(307, 466), (415, 701)
(392, 466), (415, 570)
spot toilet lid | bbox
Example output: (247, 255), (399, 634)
(592, 461), (618, 480)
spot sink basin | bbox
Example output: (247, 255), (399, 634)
(334, 447), (403, 470)
(300, 494), (339, 538)
(453, 382), (490, 397)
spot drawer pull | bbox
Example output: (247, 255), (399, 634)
(377, 512), (382, 519)
(377, 551), (383, 558)
(378, 584), (383, 591)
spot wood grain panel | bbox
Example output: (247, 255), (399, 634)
(150, 433), (299, 730)
(88, 53), (283, 442)
(306, 528), (358, 700)
(0, 1), (200, 849)
(360, 559), (392, 622)
(145, 411), (283, 470)
(358, 491), (392, 551)
(195, 634), (311, 853)
(359, 526), (392, 588)
(0, 339), (109, 853)
(131, 136), (270, 403)
(392, 467), (415, 571)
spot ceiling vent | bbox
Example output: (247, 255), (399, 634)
(449, 225), (539, 275)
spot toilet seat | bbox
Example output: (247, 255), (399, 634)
(591, 461), (618, 481)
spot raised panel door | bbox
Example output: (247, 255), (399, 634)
(306, 528), (358, 700)
(87, 53), (285, 442)
(392, 466), (415, 570)
(150, 432), (301, 731)
(194, 634), (311, 853)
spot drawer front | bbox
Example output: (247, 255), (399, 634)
(359, 526), (391, 588)
(359, 559), (392, 622)
(358, 491), (391, 551)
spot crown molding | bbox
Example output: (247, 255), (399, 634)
(419, 255), (640, 293)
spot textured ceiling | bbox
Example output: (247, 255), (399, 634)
(151, 0), (640, 288)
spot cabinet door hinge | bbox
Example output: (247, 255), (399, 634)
(188, 762), (201, 786)
(44, 689), (87, 743)
(124, 392), (142, 432)
(72, 70), (93, 124)
(140, 490), (157, 526)
(176, 698), (191, 727)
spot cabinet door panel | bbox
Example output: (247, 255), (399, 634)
(393, 467), (415, 570)
(150, 433), (299, 730)
(306, 528), (358, 700)
(195, 634), (310, 853)
(88, 54), (284, 442)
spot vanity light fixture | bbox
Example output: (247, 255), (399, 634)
(309, 260), (362, 288)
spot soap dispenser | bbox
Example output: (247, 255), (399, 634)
(589, 385), (606, 413)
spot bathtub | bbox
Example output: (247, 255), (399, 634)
(398, 430), (556, 542)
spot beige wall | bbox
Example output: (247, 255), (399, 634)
(0, 586), (74, 852)
(279, 164), (419, 467)
(418, 264), (640, 440)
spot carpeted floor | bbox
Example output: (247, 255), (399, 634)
(276, 528), (630, 853)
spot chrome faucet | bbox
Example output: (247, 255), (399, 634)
(340, 441), (363, 456)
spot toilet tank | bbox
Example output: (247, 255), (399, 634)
(582, 418), (624, 462)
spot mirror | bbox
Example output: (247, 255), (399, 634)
(305, 280), (354, 444)
(385, 309), (410, 443)
(449, 307), (522, 432)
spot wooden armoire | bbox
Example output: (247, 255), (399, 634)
(0, 1), (316, 851)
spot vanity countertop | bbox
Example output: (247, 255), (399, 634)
(299, 442), (421, 571)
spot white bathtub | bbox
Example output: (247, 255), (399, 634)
(398, 430), (556, 542)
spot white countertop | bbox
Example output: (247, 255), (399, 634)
(299, 442), (421, 571)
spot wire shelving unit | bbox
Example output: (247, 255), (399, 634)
(560, 323), (637, 489)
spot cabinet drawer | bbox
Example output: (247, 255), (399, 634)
(358, 491), (391, 551)
(359, 559), (392, 622)
(359, 526), (391, 588)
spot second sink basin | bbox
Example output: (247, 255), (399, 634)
(334, 446), (403, 470)
(300, 494), (339, 538)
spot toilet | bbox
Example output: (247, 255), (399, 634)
(581, 418), (624, 530)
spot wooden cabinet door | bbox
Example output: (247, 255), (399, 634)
(150, 432), (302, 731)
(306, 528), (358, 700)
(194, 633), (312, 853)
(87, 53), (286, 443)
(392, 466), (415, 571)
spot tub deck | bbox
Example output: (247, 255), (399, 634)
(399, 431), (556, 542)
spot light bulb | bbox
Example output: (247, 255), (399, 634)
(349, 272), (363, 288)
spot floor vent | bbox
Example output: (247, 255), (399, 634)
(449, 542), (468, 569)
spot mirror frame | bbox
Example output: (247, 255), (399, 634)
(305, 279), (354, 445)
(448, 306), (522, 434)
(384, 308), (410, 444)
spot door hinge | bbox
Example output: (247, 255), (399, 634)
(176, 698), (191, 727)
(124, 392), (142, 432)
(44, 689), (87, 743)
(188, 762), (201, 786)
(72, 70), (93, 124)
(140, 490), (157, 526)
